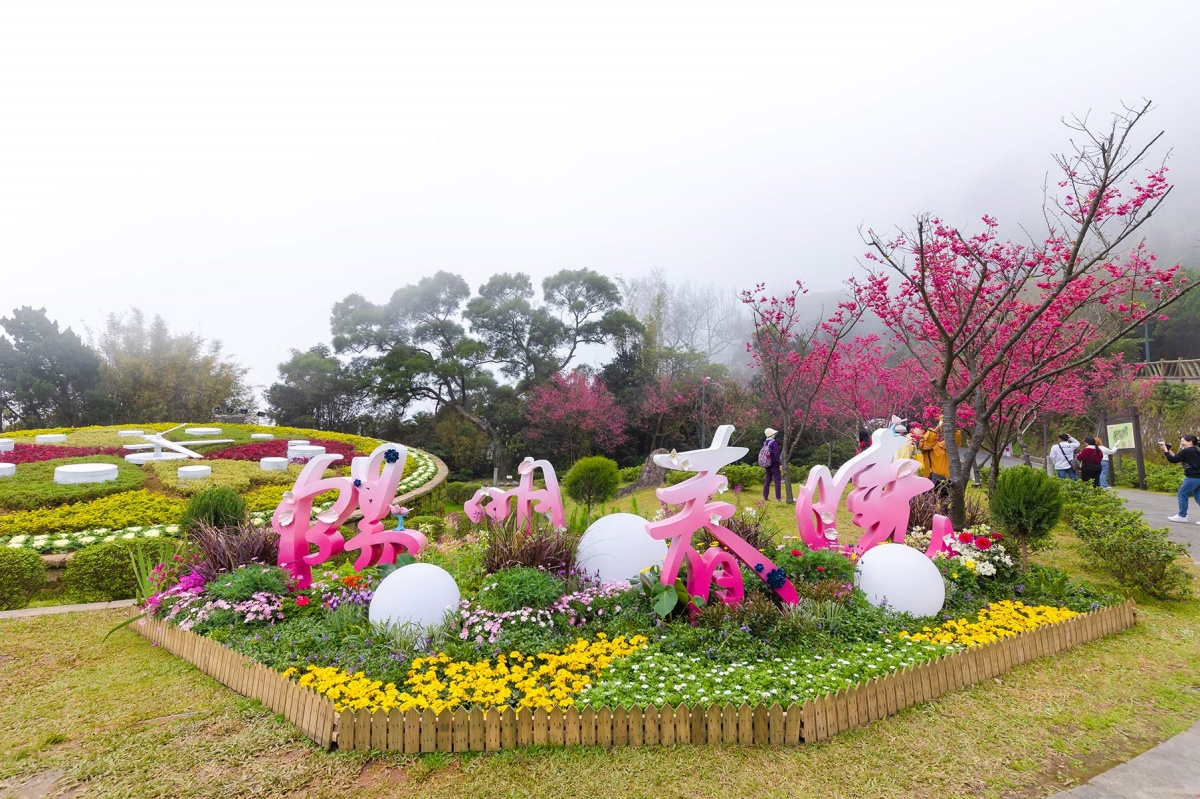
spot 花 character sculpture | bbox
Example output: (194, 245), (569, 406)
(273, 442), (425, 589)
(646, 425), (799, 607)
(463, 456), (566, 532)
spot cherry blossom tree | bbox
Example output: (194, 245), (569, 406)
(817, 335), (933, 433)
(853, 102), (1197, 524)
(523, 371), (628, 464)
(741, 282), (863, 502)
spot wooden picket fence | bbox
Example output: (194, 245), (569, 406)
(134, 598), (1136, 751)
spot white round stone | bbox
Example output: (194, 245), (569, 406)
(117, 430), (144, 437)
(250, 433), (275, 440)
(577, 513), (668, 583)
(178, 465), (213, 481)
(287, 444), (325, 460)
(854, 543), (945, 617)
(0, 439), (12, 452)
(54, 463), (119, 484)
(260, 457), (289, 471)
(287, 439), (309, 446)
(184, 427), (222, 436)
(124, 451), (191, 465)
(0, 463), (14, 478)
(35, 434), (67, 444)
(369, 563), (461, 631)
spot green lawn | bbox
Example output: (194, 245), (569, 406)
(2, 512), (1198, 798)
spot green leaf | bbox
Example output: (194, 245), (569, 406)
(653, 590), (678, 617)
(691, 594), (707, 608)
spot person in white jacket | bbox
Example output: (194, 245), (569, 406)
(1096, 437), (1117, 488)
(1049, 434), (1080, 480)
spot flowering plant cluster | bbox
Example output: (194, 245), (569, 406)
(908, 524), (1014, 578)
(308, 571), (375, 611)
(284, 665), (403, 714)
(164, 590), (286, 632)
(578, 637), (954, 708)
(458, 581), (630, 645)
(898, 600), (1078, 647)
(397, 633), (648, 713)
(2, 523), (183, 554)
(203, 439), (366, 463)
(0, 443), (122, 464)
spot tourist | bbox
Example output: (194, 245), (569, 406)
(917, 423), (954, 492)
(1095, 436), (1116, 488)
(1162, 434), (1200, 524)
(856, 428), (871, 455)
(1076, 437), (1104, 487)
(1049, 434), (1080, 480)
(892, 424), (921, 471)
(761, 427), (782, 502)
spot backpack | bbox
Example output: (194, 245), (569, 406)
(757, 440), (773, 468)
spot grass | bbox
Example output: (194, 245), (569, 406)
(2, 504), (1198, 797)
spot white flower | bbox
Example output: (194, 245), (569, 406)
(126, 527), (142, 532)
(144, 531), (160, 538)
(10, 535), (27, 544)
(78, 535), (96, 544)
(165, 525), (179, 533)
(103, 535), (117, 543)
(121, 532), (136, 539)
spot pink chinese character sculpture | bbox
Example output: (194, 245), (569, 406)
(463, 456), (566, 532)
(273, 442), (424, 588)
(793, 426), (960, 559)
(345, 444), (428, 570)
(647, 425), (799, 607)
(273, 454), (358, 590)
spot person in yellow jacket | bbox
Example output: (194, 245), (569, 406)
(919, 423), (962, 487)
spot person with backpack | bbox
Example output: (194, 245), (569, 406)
(1076, 437), (1104, 487)
(1049, 434), (1080, 480)
(759, 427), (782, 501)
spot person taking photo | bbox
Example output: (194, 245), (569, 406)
(1162, 434), (1200, 524)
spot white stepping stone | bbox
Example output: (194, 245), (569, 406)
(0, 463), (14, 478)
(54, 463), (119, 484)
(178, 465), (212, 481)
(287, 444), (325, 461)
(184, 427), (222, 436)
(250, 433), (275, 440)
(287, 439), (309, 446)
(117, 430), (144, 437)
(125, 452), (190, 465)
(123, 443), (155, 451)
(35, 434), (67, 444)
(0, 439), (12, 452)
(260, 457), (289, 471)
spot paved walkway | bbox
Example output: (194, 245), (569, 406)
(0, 598), (134, 620)
(1048, 486), (1199, 798)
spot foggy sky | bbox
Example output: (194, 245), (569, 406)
(2, 1), (1198, 394)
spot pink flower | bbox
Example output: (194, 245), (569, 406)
(295, 596), (311, 606)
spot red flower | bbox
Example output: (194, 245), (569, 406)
(992, 533), (1003, 541)
(974, 537), (992, 550)
(816, 566), (825, 572)
(958, 532), (973, 543)
(790, 549), (802, 556)
(295, 596), (311, 606)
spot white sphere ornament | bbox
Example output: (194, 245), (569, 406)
(854, 543), (945, 617)
(577, 513), (667, 583)
(368, 563), (461, 631)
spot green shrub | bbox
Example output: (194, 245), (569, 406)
(478, 567), (565, 612)
(718, 464), (766, 487)
(989, 466), (1063, 569)
(445, 482), (484, 506)
(405, 515), (448, 541)
(65, 540), (175, 602)
(1112, 459), (1185, 493)
(0, 456), (145, 511)
(181, 487), (246, 532)
(205, 564), (291, 602)
(617, 466), (643, 483)
(0, 490), (187, 539)
(563, 457), (619, 520)
(0, 547), (47, 610)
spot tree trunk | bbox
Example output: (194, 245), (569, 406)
(1018, 431), (1032, 467)
(941, 398), (969, 528)
(782, 422), (794, 504)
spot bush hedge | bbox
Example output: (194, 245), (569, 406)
(181, 487), (247, 532)
(0, 490), (187, 538)
(1112, 459), (1185, 493)
(617, 466), (643, 483)
(405, 515), (448, 541)
(445, 482), (484, 506)
(64, 539), (176, 602)
(0, 547), (47, 610)
(990, 466), (1064, 568)
(0, 456), (145, 511)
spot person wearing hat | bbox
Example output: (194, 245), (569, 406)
(760, 427), (782, 501)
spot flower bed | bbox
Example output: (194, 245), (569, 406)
(0, 456), (145, 510)
(3, 523), (183, 554)
(0, 443), (123, 464)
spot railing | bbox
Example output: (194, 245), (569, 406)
(1135, 359), (1200, 381)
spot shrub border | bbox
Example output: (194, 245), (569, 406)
(133, 598), (1136, 752)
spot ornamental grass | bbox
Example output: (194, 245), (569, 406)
(898, 600), (1077, 647)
